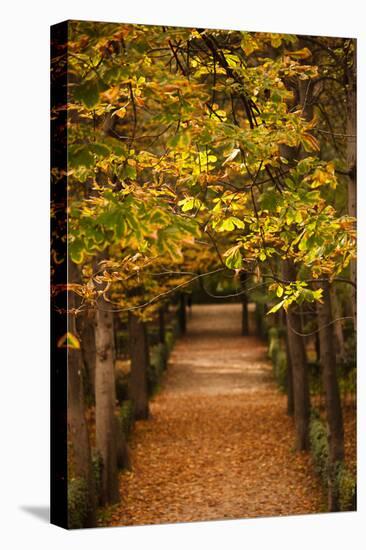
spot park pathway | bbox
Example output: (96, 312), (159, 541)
(107, 304), (324, 527)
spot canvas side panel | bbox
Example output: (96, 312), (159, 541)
(50, 20), (68, 529)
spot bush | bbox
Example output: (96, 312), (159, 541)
(68, 477), (89, 529)
(268, 327), (280, 361)
(309, 412), (356, 511)
(267, 328), (287, 391)
(115, 369), (129, 403)
(337, 464), (356, 511)
(273, 350), (287, 391)
(91, 449), (103, 501)
(165, 330), (175, 353)
(309, 413), (329, 484)
(147, 343), (167, 395)
(119, 400), (134, 438)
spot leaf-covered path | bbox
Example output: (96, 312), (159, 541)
(107, 304), (324, 527)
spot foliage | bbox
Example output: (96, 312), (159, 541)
(92, 449), (103, 501)
(309, 413), (329, 484)
(115, 368), (129, 403)
(52, 22), (356, 320)
(148, 343), (168, 395)
(337, 464), (356, 511)
(68, 477), (89, 529)
(267, 327), (287, 391)
(309, 412), (356, 511)
(119, 400), (134, 438)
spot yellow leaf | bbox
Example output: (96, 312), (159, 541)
(57, 332), (80, 350)
(112, 107), (127, 119)
(285, 47), (312, 59)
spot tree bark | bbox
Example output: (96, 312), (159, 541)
(67, 261), (96, 527)
(95, 303), (119, 505)
(116, 416), (130, 470)
(128, 312), (150, 420)
(178, 293), (187, 335)
(78, 310), (96, 399)
(283, 260), (310, 450)
(284, 321), (295, 416)
(317, 281), (345, 511)
(330, 285), (345, 360)
(240, 272), (249, 336)
(158, 306), (166, 345)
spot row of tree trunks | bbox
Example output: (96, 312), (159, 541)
(317, 281), (345, 511)
(240, 272), (249, 336)
(330, 286), (345, 360)
(284, 311), (295, 417)
(67, 261), (96, 526)
(94, 304), (120, 505)
(78, 310), (96, 397)
(178, 293), (187, 335)
(283, 260), (310, 451)
(159, 306), (166, 345)
(128, 312), (150, 420)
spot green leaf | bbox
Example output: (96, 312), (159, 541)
(178, 197), (202, 212)
(68, 145), (94, 168)
(224, 245), (243, 269)
(276, 285), (284, 298)
(73, 78), (100, 109)
(69, 239), (85, 264)
(267, 299), (286, 315)
(90, 143), (111, 157)
(217, 216), (245, 232)
(125, 164), (137, 179)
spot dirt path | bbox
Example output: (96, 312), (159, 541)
(107, 304), (324, 527)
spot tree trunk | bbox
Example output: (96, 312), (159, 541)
(78, 310), (96, 399)
(330, 285), (345, 360)
(317, 281), (345, 511)
(116, 415), (130, 470)
(95, 304), (119, 505)
(240, 272), (249, 336)
(255, 302), (265, 339)
(67, 262), (96, 527)
(284, 324), (295, 416)
(158, 306), (166, 345)
(128, 312), (149, 420)
(178, 293), (187, 335)
(346, 40), (357, 330)
(283, 260), (310, 450)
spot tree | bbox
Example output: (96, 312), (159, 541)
(57, 23), (356, 517)
(95, 298), (120, 504)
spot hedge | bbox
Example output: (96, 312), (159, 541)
(68, 477), (89, 529)
(309, 412), (356, 511)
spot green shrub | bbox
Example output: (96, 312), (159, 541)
(68, 477), (89, 529)
(309, 413), (329, 484)
(165, 330), (175, 353)
(274, 350), (287, 391)
(268, 327), (280, 361)
(147, 343), (167, 395)
(119, 400), (134, 438)
(115, 370), (129, 403)
(91, 449), (103, 501)
(115, 330), (129, 356)
(309, 413), (356, 511)
(337, 464), (356, 511)
(267, 328), (287, 391)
